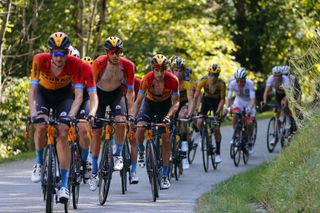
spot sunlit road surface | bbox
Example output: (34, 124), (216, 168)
(0, 119), (281, 213)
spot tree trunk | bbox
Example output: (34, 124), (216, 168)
(85, 0), (98, 55)
(79, 0), (85, 56)
(0, 0), (12, 101)
(27, 0), (39, 76)
(93, 0), (107, 58)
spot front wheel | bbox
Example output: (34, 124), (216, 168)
(201, 127), (209, 172)
(43, 145), (55, 213)
(146, 141), (158, 202)
(252, 119), (258, 146)
(266, 117), (277, 153)
(98, 140), (113, 205)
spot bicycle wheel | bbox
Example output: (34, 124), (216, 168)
(98, 140), (113, 205)
(168, 131), (175, 181)
(243, 141), (249, 165)
(233, 132), (241, 167)
(211, 147), (217, 170)
(252, 119), (258, 146)
(174, 138), (181, 181)
(201, 127), (209, 172)
(44, 145), (55, 213)
(188, 138), (197, 164)
(121, 138), (130, 194)
(146, 141), (158, 202)
(266, 117), (277, 153)
(71, 144), (81, 209)
(230, 128), (240, 159)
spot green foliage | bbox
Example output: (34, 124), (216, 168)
(0, 77), (30, 158)
(196, 106), (320, 212)
(258, 107), (320, 211)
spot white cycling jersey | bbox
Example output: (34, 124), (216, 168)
(266, 75), (290, 91)
(228, 79), (256, 114)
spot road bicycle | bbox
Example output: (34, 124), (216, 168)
(193, 113), (219, 172)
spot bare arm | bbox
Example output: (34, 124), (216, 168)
(28, 84), (38, 118)
(88, 92), (98, 116)
(167, 95), (180, 118)
(188, 90), (200, 115)
(68, 89), (83, 118)
(126, 89), (134, 116)
(263, 86), (271, 103)
(187, 89), (194, 116)
(217, 98), (225, 114)
(133, 92), (145, 117)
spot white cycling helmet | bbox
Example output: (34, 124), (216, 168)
(234, 67), (247, 80)
(272, 66), (282, 75)
(281, 65), (291, 75)
(68, 45), (80, 58)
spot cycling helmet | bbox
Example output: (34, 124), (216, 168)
(208, 64), (221, 74)
(81, 56), (94, 65)
(68, 46), (80, 58)
(171, 57), (185, 69)
(151, 54), (170, 69)
(47, 32), (71, 50)
(169, 55), (179, 64)
(281, 65), (291, 75)
(234, 67), (247, 79)
(104, 36), (123, 50)
(272, 66), (282, 75)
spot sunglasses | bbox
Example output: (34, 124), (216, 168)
(208, 73), (219, 77)
(51, 51), (67, 57)
(153, 67), (166, 72)
(107, 49), (122, 55)
(236, 79), (246, 83)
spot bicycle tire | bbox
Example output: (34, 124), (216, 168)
(146, 141), (158, 202)
(121, 138), (130, 194)
(243, 144), (249, 165)
(99, 140), (113, 205)
(233, 131), (241, 167)
(252, 119), (258, 146)
(71, 144), (81, 209)
(201, 127), (209, 172)
(174, 137), (181, 181)
(188, 139), (197, 164)
(266, 117), (277, 153)
(45, 145), (55, 213)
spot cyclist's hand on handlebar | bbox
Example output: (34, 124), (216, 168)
(128, 115), (136, 125)
(31, 115), (46, 124)
(86, 114), (96, 124)
(163, 116), (171, 124)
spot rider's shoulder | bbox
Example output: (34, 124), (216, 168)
(33, 53), (50, 62)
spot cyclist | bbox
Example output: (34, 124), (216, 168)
(189, 64), (226, 163)
(281, 65), (301, 131)
(227, 67), (256, 154)
(78, 56), (98, 178)
(261, 66), (291, 144)
(89, 36), (135, 191)
(133, 54), (179, 189)
(170, 56), (196, 169)
(29, 32), (88, 202)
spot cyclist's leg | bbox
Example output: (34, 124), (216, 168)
(56, 97), (74, 189)
(156, 98), (171, 180)
(77, 100), (90, 162)
(135, 99), (153, 169)
(31, 90), (49, 182)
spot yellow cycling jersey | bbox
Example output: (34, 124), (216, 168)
(197, 76), (226, 100)
(179, 75), (196, 103)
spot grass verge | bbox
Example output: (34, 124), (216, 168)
(0, 150), (34, 164)
(196, 107), (320, 212)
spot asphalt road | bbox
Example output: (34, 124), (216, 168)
(0, 119), (281, 213)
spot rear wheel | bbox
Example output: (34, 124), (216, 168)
(71, 144), (81, 209)
(121, 138), (130, 194)
(252, 119), (258, 146)
(243, 142), (249, 165)
(98, 140), (113, 205)
(266, 117), (277, 153)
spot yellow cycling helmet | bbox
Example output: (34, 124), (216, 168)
(81, 56), (94, 65)
(47, 32), (71, 50)
(171, 57), (186, 69)
(208, 64), (221, 74)
(151, 54), (170, 69)
(104, 36), (123, 50)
